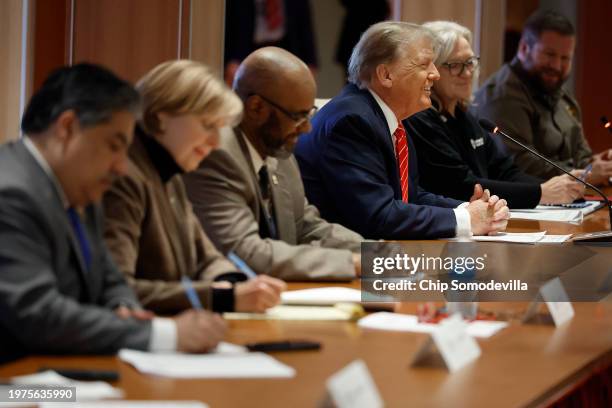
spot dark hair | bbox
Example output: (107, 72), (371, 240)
(21, 63), (140, 134)
(521, 10), (575, 47)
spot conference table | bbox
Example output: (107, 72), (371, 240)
(1, 193), (611, 407)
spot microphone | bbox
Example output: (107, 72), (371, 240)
(601, 116), (612, 134)
(478, 118), (612, 241)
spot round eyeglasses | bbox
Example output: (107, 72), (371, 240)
(252, 93), (318, 127)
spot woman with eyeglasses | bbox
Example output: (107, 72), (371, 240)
(405, 21), (583, 208)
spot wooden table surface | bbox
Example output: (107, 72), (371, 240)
(1, 193), (611, 408)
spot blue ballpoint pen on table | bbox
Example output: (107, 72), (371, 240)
(227, 251), (258, 280)
(580, 164), (593, 182)
(181, 275), (203, 310)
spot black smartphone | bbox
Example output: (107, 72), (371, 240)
(39, 368), (119, 382)
(245, 340), (321, 352)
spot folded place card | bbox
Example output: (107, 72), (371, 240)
(411, 314), (481, 373)
(325, 359), (383, 408)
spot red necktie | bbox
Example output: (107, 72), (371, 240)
(265, 0), (283, 30)
(394, 123), (409, 203)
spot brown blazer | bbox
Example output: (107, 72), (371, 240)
(103, 134), (236, 314)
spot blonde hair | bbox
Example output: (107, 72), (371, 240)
(136, 60), (243, 134)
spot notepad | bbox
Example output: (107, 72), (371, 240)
(119, 346), (295, 379)
(511, 200), (602, 224)
(358, 312), (508, 338)
(281, 287), (363, 305)
(224, 303), (365, 321)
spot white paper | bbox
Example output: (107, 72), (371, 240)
(540, 278), (574, 327)
(224, 305), (358, 320)
(537, 234), (572, 243)
(358, 312), (508, 338)
(510, 209), (583, 224)
(326, 360), (383, 408)
(40, 403), (207, 408)
(281, 287), (362, 305)
(10, 370), (123, 401)
(431, 314), (481, 373)
(465, 231), (571, 244)
(118, 346), (295, 379)
(468, 231), (546, 243)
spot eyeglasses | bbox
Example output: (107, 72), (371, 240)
(442, 56), (480, 76)
(252, 93), (318, 127)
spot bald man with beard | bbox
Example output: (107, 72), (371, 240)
(183, 47), (363, 281)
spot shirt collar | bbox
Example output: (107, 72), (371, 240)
(22, 136), (70, 209)
(368, 88), (399, 135)
(241, 129), (265, 176)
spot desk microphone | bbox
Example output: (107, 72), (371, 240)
(478, 118), (612, 242)
(601, 116), (611, 134)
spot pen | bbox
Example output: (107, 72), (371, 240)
(580, 164), (593, 182)
(227, 251), (258, 280)
(181, 275), (203, 310)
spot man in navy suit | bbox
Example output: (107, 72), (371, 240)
(295, 22), (509, 240)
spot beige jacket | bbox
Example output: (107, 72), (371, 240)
(183, 127), (363, 281)
(103, 133), (236, 314)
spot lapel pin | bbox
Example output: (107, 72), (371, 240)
(272, 174), (279, 185)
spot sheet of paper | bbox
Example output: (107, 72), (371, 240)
(40, 403), (208, 408)
(326, 360), (383, 408)
(10, 370), (123, 401)
(510, 209), (583, 224)
(537, 234), (572, 243)
(358, 312), (508, 338)
(540, 277), (575, 327)
(224, 304), (363, 321)
(468, 231), (546, 243)
(281, 287), (362, 305)
(119, 347), (295, 379)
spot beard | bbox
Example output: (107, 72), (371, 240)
(257, 111), (297, 159)
(523, 56), (568, 93)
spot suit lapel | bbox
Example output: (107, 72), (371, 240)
(234, 129), (263, 223)
(17, 141), (93, 299)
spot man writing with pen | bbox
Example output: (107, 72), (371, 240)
(1, 63), (270, 362)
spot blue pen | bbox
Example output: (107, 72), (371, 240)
(181, 275), (203, 310)
(227, 251), (258, 280)
(580, 164), (593, 182)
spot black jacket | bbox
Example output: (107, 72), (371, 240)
(405, 106), (543, 208)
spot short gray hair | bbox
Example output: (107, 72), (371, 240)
(422, 21), (473, 66)
(347, 21), (438, 89)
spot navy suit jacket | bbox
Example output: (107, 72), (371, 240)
(295, 84), (461, 240)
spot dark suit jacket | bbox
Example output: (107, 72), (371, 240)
(406, 107), (543, 208)
(295, 84), (461, 240)
(0, 140), (150, 363)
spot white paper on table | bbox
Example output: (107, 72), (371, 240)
(224, 304), (358, 321)
(358, 312), (508, 338)
(537, 234), (572, 243)
(467, 231), (546, 243)
(281, 287), (362, 305)
(466, 231), (571, 244)
(510, 209), (583, 224)
(10, 370), (123, 401)
(119, 345), (295, 378)
(40, 402), (208, 408)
